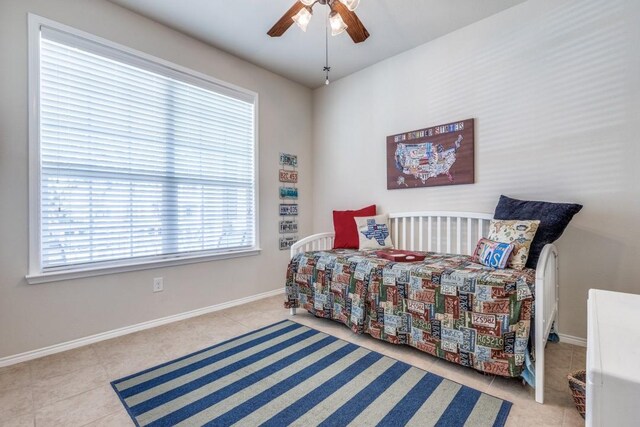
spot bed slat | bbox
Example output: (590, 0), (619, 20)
(402, 217), (407, 250)
(446, 217), (451, 253)
(436, 217), (442, 253)
(456, 217), (462, 254)
(393, 218), (398, 248)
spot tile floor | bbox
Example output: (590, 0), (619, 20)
(0, 295), (585, 426)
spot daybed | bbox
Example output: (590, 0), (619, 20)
(284, 211), (558, 404)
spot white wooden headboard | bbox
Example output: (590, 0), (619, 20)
(290, 211), (493, 257)
(389, 211), (493, 255)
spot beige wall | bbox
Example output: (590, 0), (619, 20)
(0, 0), (312, 358)
(312, 0), (640, 340)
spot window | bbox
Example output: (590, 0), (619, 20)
(28, 16), (259, 283)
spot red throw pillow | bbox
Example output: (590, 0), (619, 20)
(333, 205), (377, 249)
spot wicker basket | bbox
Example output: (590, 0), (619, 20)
(567, 370), (586, 419)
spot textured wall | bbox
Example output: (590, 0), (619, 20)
(0, 0), (312, 357)
(312, 0), (640, 339)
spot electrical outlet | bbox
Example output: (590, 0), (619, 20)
(153, 277), (164, 293)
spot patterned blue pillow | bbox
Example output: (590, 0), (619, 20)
(472, 238), (514, 269)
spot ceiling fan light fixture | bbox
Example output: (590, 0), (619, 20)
(338, 0), (360, 12)
(292, 6), (313, 32)
(299, 0), (315, 6)
(329, 11), (348, 36)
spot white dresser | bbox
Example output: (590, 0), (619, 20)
(586, 289), (640, 426)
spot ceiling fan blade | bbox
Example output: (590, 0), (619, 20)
(333, 1), (370, 43)
(267, 2), (306, 37)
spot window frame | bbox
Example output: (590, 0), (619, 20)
(27, 14), (260, 284)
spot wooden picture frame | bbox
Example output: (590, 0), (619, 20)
(387, 119), (474, 189)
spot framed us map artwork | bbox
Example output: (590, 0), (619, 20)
(386, 119), (475, 189)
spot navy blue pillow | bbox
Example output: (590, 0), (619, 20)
(493, 195), (582, 268)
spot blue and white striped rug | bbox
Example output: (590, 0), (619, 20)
(112, 320), (511, 426)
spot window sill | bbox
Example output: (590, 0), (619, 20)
(26, 248), (261, 284)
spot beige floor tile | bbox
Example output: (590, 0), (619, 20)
(553, 343), (578, 357)
(547, 342), (575, 352)
(35, 385), (121, 427)
(546, 386), (576, 409)
(0, 363), (32, 392)
(570, 347), (586, 371)
(102, 350), (170, 381)
(545, 343), (574, 370)
(194, 321), (253, 348)
(562, 405), (585, 426)
(242, 295), (282, 311)
(503, 388), (569, 426)
(215, 304), (253, 320)
(147, 318), (193, 338)
(505, 401), (564, 427)
(0, 413), (35, 427)
(155, 329), (217, 361)
(0, 387), (33, 420)
(82, 409), (133, 427)
(229, 309), (289, 330)
(181, 312), (246, 338)
(32, 364), (109, 409)
(91, 331), (164, 366)
(572, 346), (586, 357)
(144, 314), (256, 362)
(29, 346), (100, 380)
(207, 325), (256, 344)
(545, 365), (572, 393)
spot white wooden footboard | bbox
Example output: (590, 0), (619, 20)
(288, 211), (558, 404)
(290, 232), (335, 257)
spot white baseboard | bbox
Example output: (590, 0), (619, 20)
(559, 333), (587, 347)
(0, 288), (284, 368)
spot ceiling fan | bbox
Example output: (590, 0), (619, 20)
(267, 0), (370, 44)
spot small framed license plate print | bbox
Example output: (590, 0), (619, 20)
(279, 153), (298, 167)
(279, 235), (298, 250)
(279, 204), (298, 216)
(279, 186), (298, 199)
(279, 220), (298, 233)
(279, 169), (298, 183)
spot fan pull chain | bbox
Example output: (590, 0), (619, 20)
(324, 7), (331, 85)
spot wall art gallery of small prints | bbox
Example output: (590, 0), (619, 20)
(279, 153), (298, 250)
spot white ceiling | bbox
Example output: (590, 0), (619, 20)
(109, 0), (525, 88)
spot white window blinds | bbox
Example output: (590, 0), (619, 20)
(38, 27), (257, 271)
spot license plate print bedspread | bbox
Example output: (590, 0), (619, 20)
(285, 249), (535, 378)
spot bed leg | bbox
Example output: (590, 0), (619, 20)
(535, 350), (544, 404)
(290, 307), (297, 316)
(534, 295), (545, 404)
(535, 275), (546, 404)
